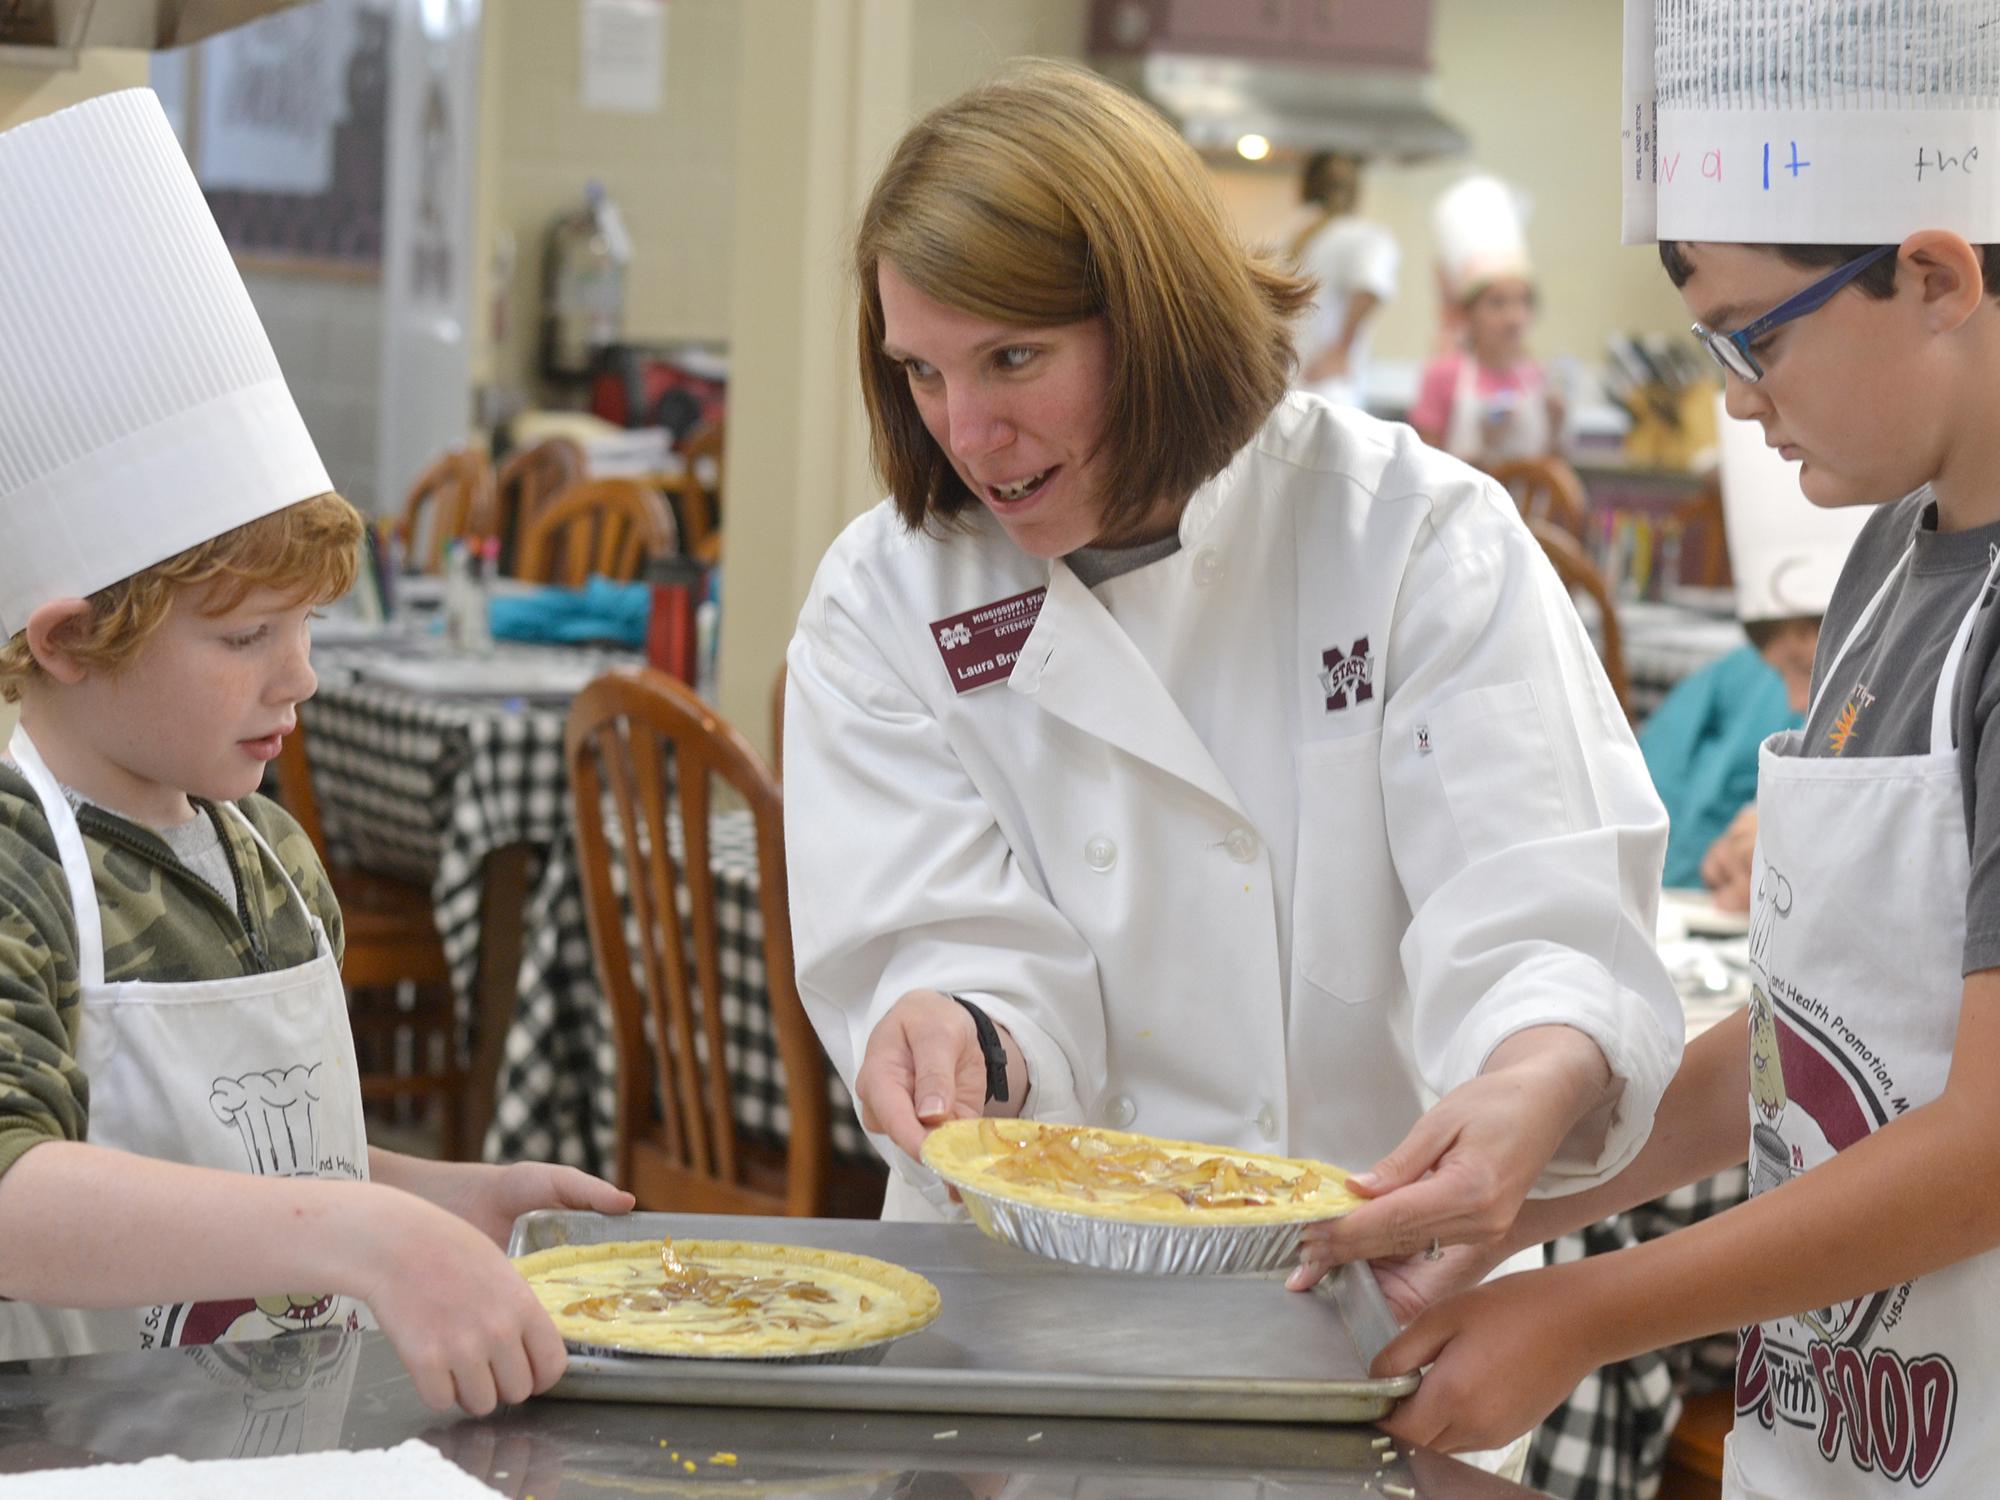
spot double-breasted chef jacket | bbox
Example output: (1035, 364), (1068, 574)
(785, 393), (1683, 1220)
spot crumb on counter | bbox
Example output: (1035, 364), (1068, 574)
(932, 1429), (959, 1439)
(708, 1453), (739, 1465)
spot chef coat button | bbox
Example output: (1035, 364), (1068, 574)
(1192, 546), (1225, 587)
(1254, 1104), (1279, 1141)
(1224, 826), (1258, 863)
(1084, 834), (1118, 872)
(1102, 1093), (1137, 1128)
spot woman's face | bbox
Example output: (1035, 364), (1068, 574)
(877, 260), (1125, 559)
(1465, 277), (1534, 364)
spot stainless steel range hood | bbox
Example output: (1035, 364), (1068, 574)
(0, 0), (309, 69)
(1098, 50), (1467, 162)
(1088, 0), (1467, 164)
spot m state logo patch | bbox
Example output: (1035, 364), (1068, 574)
(1319, 637), (1374, 712)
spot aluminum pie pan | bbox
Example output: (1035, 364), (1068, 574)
(953, 1182), (1323, 1275)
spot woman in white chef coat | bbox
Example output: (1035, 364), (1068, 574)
(783, 60), (1682, 1274)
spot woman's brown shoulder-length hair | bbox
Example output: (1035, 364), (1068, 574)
(854, 59), (1313, 534)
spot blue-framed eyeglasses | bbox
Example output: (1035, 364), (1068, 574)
(1690, 244), (1897, 383)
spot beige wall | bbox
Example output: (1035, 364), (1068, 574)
(0, 47), (148, 130)
(474, 0), (742, 395)
(1210, 0), (1689, 367)
(714, 0), (1086, 754)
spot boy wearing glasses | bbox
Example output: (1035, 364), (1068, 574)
(1295, 3), (2000, 1493)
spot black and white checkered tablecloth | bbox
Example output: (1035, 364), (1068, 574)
(1528, 1167), (1748, 1500)
(304, 639), (868, 1179)
(483, 810), (868, 1176)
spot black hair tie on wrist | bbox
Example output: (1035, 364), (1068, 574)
(950, 995), (1010, 1104)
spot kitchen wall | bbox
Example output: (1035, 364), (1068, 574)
(1207, 0), (1691, 370)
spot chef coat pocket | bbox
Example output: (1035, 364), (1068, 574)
(1293, 730), (1398, 1004)
(1428, 680), (1573, 863)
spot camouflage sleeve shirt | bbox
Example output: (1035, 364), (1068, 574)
(0, 763), (346, 1182)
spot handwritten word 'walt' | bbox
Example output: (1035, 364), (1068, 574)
(1662, 142), (1815, 190)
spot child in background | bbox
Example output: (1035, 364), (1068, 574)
(1643, 405), (1869, 894)
(1409, 174), (1562, 464)
(1298, 4), (2000, 1494)
(0, 91), (631, 1413)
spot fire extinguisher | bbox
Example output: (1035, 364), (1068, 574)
(539, 179), (631, 383)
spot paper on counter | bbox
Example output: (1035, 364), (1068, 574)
(0, 1439), (494, 1499)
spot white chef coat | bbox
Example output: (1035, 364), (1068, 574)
(1292, 214), (1399, 409)
(784, 393), (1682, 1219)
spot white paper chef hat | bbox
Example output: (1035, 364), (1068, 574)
(1433, 174), (1533, 301)
(1623, 0), (2000, 245)
(1715, 395), (1868, 621)
(0, 89), (331, 638)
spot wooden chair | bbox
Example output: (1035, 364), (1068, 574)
(1669, 474), (1732, 588)
(516, 477), (676, 587)
(661, 420), (724, 566)
(492, 437), (585, 576)
(270, 721), (467, 1159)
(1660, 1388), (1729, 1499)
(395, 447), (494, 575)
(566, 667), (835, 1215)
(1486, 454), (1592, 544)
(1528, 515), (1633, 722)
(769, 661), (787, 781)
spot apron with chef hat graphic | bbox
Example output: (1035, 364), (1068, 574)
(1620, 4), (2000, 1493)
(0, 727), (373, 1358)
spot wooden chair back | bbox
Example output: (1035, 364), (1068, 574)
(654, 420), (725, 566)
(769, 661), (786, 781)
(396, 447), (494, 574)
(565, 668), (829, 1216)
(1670, 475), (1733, 588)
(517, 477), (677, 586)
(269, 719), (466, 1158)
(1485, 455), (1592, 544)
(1528, 516), (1633, 722)
(493, 438), (586, 575)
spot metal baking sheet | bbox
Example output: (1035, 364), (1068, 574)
(509, 1210), (1419, 1423)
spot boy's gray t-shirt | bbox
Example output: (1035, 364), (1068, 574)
(1800, 488), (2000, 973)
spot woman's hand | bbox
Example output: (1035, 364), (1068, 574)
(1370, 1266), (1602, 1454)
(1293, 1026), (1612, 1272)
(855, 989), (1009, 1160)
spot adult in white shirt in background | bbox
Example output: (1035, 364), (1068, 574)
(782, 67), (1682, 1468)
(1286, 150), (1400, 408)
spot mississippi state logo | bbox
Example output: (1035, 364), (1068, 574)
(936, 622), (972, 650)
(1318, 637), (1374, 712)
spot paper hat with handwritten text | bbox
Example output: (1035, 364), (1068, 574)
(0, 90), (330, 638)
(1622, 0), (2000, 244)
(1715, 395), (1869, 622)
(1432, 174), (1534, 301)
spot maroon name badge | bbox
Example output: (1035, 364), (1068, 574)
(931, 587), (1047, 695)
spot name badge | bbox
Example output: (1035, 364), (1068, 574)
(930, 587), (1047, 695)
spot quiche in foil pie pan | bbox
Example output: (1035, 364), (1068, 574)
(921, 1118), (1360, 1275)
(513, 1238), (941, 1364)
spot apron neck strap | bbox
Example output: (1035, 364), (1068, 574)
(6, 725), (105, 987)
(1807, 541), (1914, 724)
(1928, 543), (2000, 755)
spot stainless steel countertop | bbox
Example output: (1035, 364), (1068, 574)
(0, 1331), (1545, 1497)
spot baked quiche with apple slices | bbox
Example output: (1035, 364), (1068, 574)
(513, 1237), (941, 1359)
(921, 1117), (1359, 1224)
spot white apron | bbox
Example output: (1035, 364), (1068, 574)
(1442, 356), (1548, 465)
(0, 726), (371, 1359)
(1725, 543), (2000, 1497)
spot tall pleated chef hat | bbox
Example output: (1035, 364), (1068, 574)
(1622, 0), (2000, 245)
(1432, 173), (1533, 302)
(1715, 395), (1868, 622)
(0, 89), (331, 639)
